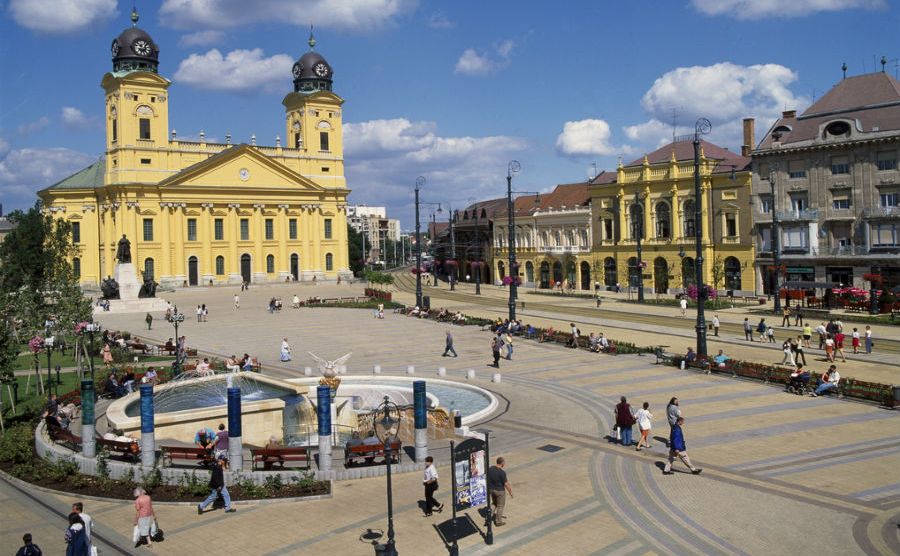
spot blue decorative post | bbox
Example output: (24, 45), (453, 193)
(81, 380), (96, 458)
(139, 384), (155, 470)
(317, 385), (332, 473)
(227, 387), (243, 469)
(413, 380), (428, 462)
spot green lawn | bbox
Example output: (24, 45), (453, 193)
(2, 371), (87, 419)
(13, 350), (174, 371)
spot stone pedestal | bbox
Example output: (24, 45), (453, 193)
(115, 263), (142, 300)
(93, 263), (169, 314)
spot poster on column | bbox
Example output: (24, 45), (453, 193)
(453, 438), (487, 512)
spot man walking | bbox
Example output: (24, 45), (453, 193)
(487, 457), (514, 526)
(666, 397), (682, 448)
(198, 457), (236, 514)
(442, 331), (458, 357)
(145, 312), (153, 330)
(743, 318), (753, 341)
(490, 334), (503, 368)
(712, 314), (720, 337)
(793, 305), (804, 327)
(679, 296), (688, 317)
(422, 456), (443, 516)
(663, 417), (702, 475)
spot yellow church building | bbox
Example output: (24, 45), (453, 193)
(39, 12), (352, 288)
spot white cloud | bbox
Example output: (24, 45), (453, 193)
(173, 49), (294, 93)
(0, 146), (96, 210)
(428, 11), (454, 29)
(178, 30), (226, 48)
(160, 0), (416, 31)
(61, 107), (92, 128)
(454, 40), (516, 76)
(626, 62), (809, 151)
(556, 119), (625, 157)
(691, 0), (885, 19)
(17, 117), (50, 136)
(9, 0), (116, 34)
(343, 118), (528, 224)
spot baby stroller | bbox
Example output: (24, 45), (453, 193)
(786, 371), (812, 395)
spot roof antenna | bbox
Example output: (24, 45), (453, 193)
(671, 108), (677, 142)
(842, 62), (847, 79)
(308, 24), (316, 50)
(882, 55), (888, 73)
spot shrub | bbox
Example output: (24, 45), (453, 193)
(45, 457), (79, 482)
(0, 424), (35, 465)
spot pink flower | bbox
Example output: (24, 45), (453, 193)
(29, 336), (45, 353)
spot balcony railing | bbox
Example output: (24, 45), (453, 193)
(776, 208), (818, 221)
(756, 245), (878, 257)
(862, 207), (900, 218)
(541, 246), (589, 254)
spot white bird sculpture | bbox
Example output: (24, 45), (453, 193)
(308, 352), (352, 378)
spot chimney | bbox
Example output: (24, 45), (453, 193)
(741, 118), (755, 157)
(782, 110), (796, 119)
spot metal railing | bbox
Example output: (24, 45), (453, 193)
(776, 208), (818, 221)
(862, 207), (900, 218)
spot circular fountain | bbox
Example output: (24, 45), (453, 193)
(106, 372), (497, 448)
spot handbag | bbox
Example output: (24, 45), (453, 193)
(614, 426), (621, 441)
(132, 525), (140, 543)
(151, 520), (165, 542)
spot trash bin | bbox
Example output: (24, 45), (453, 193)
(422, 295), (431, 311)
(453, 409), (462, 428)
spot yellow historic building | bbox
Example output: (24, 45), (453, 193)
(589, 128), (756, 295)
(39, 12), (351, 287)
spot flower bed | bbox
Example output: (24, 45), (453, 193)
(364, 288), (392, 302)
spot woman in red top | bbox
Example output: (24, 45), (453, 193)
(133, 488), (157, 548)
(833, 331), (847, 362)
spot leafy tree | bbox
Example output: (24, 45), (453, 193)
(710, 255), (726, 292)
(0, 318), (17, 385)
(346, 224), (364, 274)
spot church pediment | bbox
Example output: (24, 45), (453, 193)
(157, 144), (324, 192)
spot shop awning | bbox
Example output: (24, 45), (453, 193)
(783, 281), (839, 289)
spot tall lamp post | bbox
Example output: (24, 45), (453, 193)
(414, 176), (425, 308)
(473, 200), (482, 295)
(374, 396), (401, 556)
(506, 160), (522, 321)
(168, 307), (185, 375)
(768, 167), (782, 314)
(633, 191), (645, 302)
(86, 322), (101, 382)
(692, 118), (711, 357)
(45, 336), (54, 401)
(449, 208), (457, 291)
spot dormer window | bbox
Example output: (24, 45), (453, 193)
(826, 121), (850, 137)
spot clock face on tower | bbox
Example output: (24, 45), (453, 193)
(313, 62), (329, 77)
(111, 40), (120, 56)
(133, 40), (152, 56)
(292, 63), (303, 78)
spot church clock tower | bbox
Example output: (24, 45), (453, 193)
(101, 8), (170, 184)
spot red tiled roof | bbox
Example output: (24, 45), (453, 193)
(626, 139), (749, 173)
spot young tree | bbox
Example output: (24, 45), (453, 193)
(710, 255), (726, 292)
(346, 224), (364, 274)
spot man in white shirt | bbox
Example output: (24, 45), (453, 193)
(712, 314), (720, 336)
(72, 501), (92, 551)
(814, 365), (840, 397)
(422, 456), (443, 516)
(815, 322), (827, 349)
(679, 297), (688, 317)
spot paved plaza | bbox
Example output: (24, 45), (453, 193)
(3, 282), (900, 555)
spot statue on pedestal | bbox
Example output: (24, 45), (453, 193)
(116, 235), (132, 264)
(139, 276), (158, 298)
(101, 276), (120, 299)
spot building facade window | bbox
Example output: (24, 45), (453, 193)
(790, 193), (807, 214)
(289, 218), (298, 239)
(725, 213), (738, 237)
(240, 218), (249, 240)
(832, 195), (852, 210)
(325, 253), (333, 271)
(71, 222), (80, 244)
(655, 202), (671, 239)
(265, 218), (274, 240)
(872, 223), (898, 247)
(215, 255), (225, 275)
(682, 200), (696, 237)
(143, 258), (154, 279)
(880, 192), (899, 208)
(830, 156), (850, 175)
(788, 160), (806, 179)
(782, 226), (808, 251)
(877, 151), (897, 171)
(143, 218), (154, 241)
(324, 218), (332, 239)
(758, 226), (772, 252)
(759, 195), (773, 214)
(214, 218), (224, 240)
(630, 204), (643, 240)
(111, 118), (117, 142)
(73, 257), (81, 278)
(139, 118), (151, 140)
(602, 218), (614, 241)
(187, 218), (197, 241)
(603, 257), (617, 286)
(320, 131), (329, 151)
(266, 254), (275, 273)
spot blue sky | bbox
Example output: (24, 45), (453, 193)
(1, 0), (898, 227)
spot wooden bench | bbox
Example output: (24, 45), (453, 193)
(47, 424), (82, 450)
(344, 441), (402, 467)
(96, 435), (140, 462)
(250, 446), (311, 471)
(160, 445), (213, 467)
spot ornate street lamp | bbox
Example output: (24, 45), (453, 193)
(506, 160), (522, 321)
(167, 307), (185, 375)
(414, 176), (425, 308)
(693, 118), (711, 357)
(86, 322), (101, 382)
(45, 336), (54, 401)
(374, 395), (401, 556)
(768, 166), (782, 314)
(632, 191), (645, 303)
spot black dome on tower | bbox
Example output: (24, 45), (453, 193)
(111, 8), (159, 74)
(291, 31), (333, 93)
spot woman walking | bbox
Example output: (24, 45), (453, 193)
(132, 487), (157, 548)
(781, 339), (795, 366)
(794, 336), (807, 366)
(614, 396), (636, 447)
(756, 318), (767, 342)
(635, 402), (653, 451)
(851, 328), (861, 354)
(64, 512), (89, 556)
(834, 330), (847, 362)
(504, 332), (513, 360)
(824, 334), (835, 362)
(101, 344), (113, 366)
(865, 325), (873, 354)
(280, 338), (292, 362)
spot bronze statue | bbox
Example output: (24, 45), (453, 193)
(101, 276), (120, 299)
(116, 234), (131, 264)
(139, 276), (158, 298)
